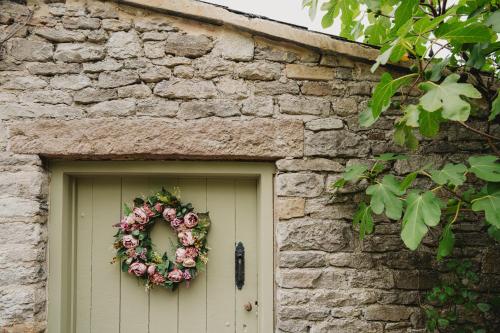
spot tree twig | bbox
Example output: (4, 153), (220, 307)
(458, 122), (500, 141)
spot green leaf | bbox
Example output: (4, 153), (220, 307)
(489, 91), (500, 121)
(419, 74), (482, 121)
(375, 153), (407, 161)
(437, 225), (455, 260)
(393, 0), (418, 31)
(430, 163), (468, 186)
(412, 15), (447, 35)
(369, 73), (417, 121)
(352, 202), (374, 240)
(123, 203), (132, 215)
(402, 105), (420, 128)
(343, 164), (368, 182)
(477, 303), (491, 313)
(394, 124), (419, 150)
(471, 184), (500, 228)
(435, 21), (492, 43)
(400, 172), (417, 191)
(429, 57), (450, 82)
(437, 318), (450, 328)
(468, 155), (500, 182)
(366, 175), (404, 220)
(486, 10), (500, 33)
(488, 225), (500, 242)
(401, 191), (442, 250)
(365, 16), (390, 45)
(359, 106), (377, 127)
(418, 109), (441, 138)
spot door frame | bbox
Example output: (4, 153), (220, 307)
(48, 160), (275, 333)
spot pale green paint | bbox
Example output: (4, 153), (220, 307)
(48, 161), (275, 333)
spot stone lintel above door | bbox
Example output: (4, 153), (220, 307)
(7, 118), (304, 160)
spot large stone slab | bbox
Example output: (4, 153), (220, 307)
(8, 118), (304, 159)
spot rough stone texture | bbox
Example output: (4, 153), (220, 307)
(286, 64), (335, 81)
(54, 43), (105, 62)
(1, 1), (499, 332)
(8, 118), (304, 159)
(164, 33), (213, 58)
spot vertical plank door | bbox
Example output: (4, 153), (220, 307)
(74, 176), (258, 333)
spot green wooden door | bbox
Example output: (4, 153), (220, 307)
(74, 176), (258, 333)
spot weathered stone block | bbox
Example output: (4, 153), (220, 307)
(8, 118), (304, 159)
(278, 95), (330, 116)
(2, 76), (47, 90)
(26, 62), (81, 75)
(216, 77), (249, 99)
(102, 19), (132, 31)
(97, 70), (139, 88)
(82, 59), (123, 73)
(88, 2), (119, 19)
(173, 65), (194, 79)
(117, 84), (152, 99)
(87, 29), (109, 43)
(88, 98), (136, 117)
(279, 251), (326, 268)
(254, 36), (320, 63)
(320, 54), (355, 68)
(242, 96), (274, 117)
(301, 81), (339, 96)
(74, 87), (117, 104)
(276, 197), (305, 220)
(50, 74), (91, 90)
(364, 305), (415, 322)
(253, 81), (300, 95)
(20, 90), (73, 105)
(286, 64), (334, 81)
(6, 38), (53, 62)
(178, 99), (240, 119)
(34, 27), (86, 42)
(276, 158), (343, 172)
(276, 173), (324, 197)
(165, 33), (213, 58)
(194, 56), (235, 79)
(213, 30), (254, 61)
(134, 19), (174, 32)
(62, 16), (101, 30)
(142, 31), (169, 41)
(277, 218), (351, 251)
(138, 66), (171, 83)
(154, 79), (217, 99)
(54, 43), (105, 62)
(277, 269), (322, 288)
(107, 31), (142, 59)
(305, 130), (367, 157)
(136, 98), (178, 117)
(144, 41), (166, 59)
(237, 61), (281, 81)
(305, 118), (343, 131)
(331, 97), (359, 116)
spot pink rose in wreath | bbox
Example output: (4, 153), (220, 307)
(175, 248), (187, 263)
(179, 231), (195, 246)
(150, 272), (166, 285)
(147, 264), (156, 276)
(133, 207), (150, 224)
(154, 202), (164, 213)
(183, 257), (196, 268)
(163, 208), (177, 221)
(167, 268), (183, 282)
(128, 262), (147, 276)
(122, 235), (139, 249)
(143, 204), (155, 218)
(183, 270), (192, 281)
(170, 218), (184, 229)
(184, 212), (198, 228)
(185, 247), (198, 258)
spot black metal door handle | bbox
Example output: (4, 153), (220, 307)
(235, 242), (245, 289)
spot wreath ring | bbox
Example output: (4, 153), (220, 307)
(112, 188), (210, 290)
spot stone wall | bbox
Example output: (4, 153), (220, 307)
(0, 0), (499, 332)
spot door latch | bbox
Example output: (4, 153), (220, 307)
(235, 241), (245, 290)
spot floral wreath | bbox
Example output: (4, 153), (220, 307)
(113, 188), (210, 290)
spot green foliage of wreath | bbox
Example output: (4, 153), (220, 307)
(112, 188), (210, 290)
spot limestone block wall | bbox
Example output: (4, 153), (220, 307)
(0, 0), (499, 332)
